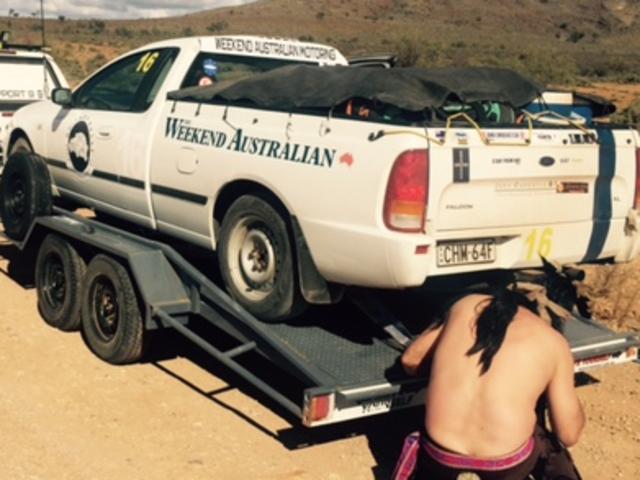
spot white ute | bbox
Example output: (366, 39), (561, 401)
(3, 35), (640, 321)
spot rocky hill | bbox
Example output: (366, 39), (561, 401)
(3, 0), (640, 88)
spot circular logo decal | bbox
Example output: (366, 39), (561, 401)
(68, 121), (91, 172)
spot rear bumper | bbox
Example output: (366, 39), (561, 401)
(303, 215), (640, 288)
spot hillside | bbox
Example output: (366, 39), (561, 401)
(3, 0), (640, 90)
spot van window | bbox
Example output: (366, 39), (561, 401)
(0, 56), (60, 110)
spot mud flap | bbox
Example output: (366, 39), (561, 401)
(291, 216), (344, 305)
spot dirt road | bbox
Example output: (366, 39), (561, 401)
(0, 240), (639, 479)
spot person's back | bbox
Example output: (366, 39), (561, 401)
(400, 290), (585, 480)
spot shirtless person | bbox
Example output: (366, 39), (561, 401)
(400, 288), (585, 480)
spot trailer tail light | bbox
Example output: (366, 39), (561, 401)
(303, 393), (335, 425)
(384, 149), (429, 232)
(635, 148), (640, 210)
(1, 112), (13, 117)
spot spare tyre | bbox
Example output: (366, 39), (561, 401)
(0, 152), (52, 240)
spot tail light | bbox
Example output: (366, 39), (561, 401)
(635, 148), (640, 210)
(384, 149), (429, 232)
(303, 393), (335, 425)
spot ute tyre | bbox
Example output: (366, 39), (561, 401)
(81, 254), (144, 364)
(9, 137), (33, 156)
(35, 234), (86, 331)
(219, 194), (305, 322)
(0, 152), (52, 240)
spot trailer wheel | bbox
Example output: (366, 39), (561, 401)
(219, 194), (305, 322)
(81, 254), (144, 364)
(0, 152), (52, 240)
(35, 234), (86, 331)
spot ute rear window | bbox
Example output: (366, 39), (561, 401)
(180, 52), (313, 89)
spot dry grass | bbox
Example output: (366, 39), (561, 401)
(3, 0), (640, 87)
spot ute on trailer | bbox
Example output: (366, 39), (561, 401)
(3, 35), (640, 324)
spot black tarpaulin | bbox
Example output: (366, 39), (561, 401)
(167, 65), (543, 112)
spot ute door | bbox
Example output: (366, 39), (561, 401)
(46, 48), (178, 226)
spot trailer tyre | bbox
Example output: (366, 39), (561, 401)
(35, 234), (86, 331)
(0, 152), (52, 240)
(219, 194), (305, 322)
(81, 254), (144, 364)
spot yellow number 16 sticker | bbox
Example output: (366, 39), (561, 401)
(136, 51), (159, 73)
(525, 228), (553, 261)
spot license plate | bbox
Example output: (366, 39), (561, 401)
(437, 239), (496, 267)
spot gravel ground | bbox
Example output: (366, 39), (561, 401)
(1, 239), (639, 479)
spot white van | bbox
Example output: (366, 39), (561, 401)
(0, 32), (68, 168)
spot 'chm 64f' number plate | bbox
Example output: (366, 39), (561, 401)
(437, 239), (496, 267)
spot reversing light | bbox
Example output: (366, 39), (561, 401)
(384, 150), (429, 232)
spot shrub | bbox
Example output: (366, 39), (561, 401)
(206, 21), (228, 33)
(395, 36), (421, 67)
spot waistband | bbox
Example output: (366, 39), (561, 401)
(421, 435), (535, 472)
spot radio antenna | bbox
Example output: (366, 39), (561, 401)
(40, 0), (45, 48)
(40, 0), (50, 99)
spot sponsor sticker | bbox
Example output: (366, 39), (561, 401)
(0, 89), (44, 100)
(539, 156), (555, 167)
(339, 153), (354, 167)
(357, 392), (415, 414)
(453, 149), (470, 182)
(568, 133), (597, 144)
(66, 118), (93, 173)
(165, 117), (337, 168)
(556, 181), (589, 194)
(214, 37), (338, 61)
(496, 179), (555, 192)
(492, 157), (521, 165)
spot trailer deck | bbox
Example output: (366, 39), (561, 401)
(1, 208), (638, 427)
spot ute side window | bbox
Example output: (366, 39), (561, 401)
(180, 53), (312, 89)
(73, 48), (178, 113)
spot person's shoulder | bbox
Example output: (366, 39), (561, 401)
(448, 293), (492, 318)
(515, 307), (571, 350)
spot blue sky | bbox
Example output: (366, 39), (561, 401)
(6, 0), (257, 19)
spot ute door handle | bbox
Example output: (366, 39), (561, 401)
(97, 127), (113, 139)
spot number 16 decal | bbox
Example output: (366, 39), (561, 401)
(525, 228), (553, 261)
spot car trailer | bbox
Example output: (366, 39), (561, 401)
(1, 207), (639, 427)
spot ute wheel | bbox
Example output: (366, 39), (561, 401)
(0, 152), (52, 240)
(35, 234), (86, 331)
(81, 254), (144, 364)
(218, 194), (306, 322)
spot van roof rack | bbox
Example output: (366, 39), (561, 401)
(0, 31), (45, 52)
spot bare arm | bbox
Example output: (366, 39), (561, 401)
(546, 334), (585, 447)
(401, 324), (444, 376)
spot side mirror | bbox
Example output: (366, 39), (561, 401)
(52, 88), (73, 107)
